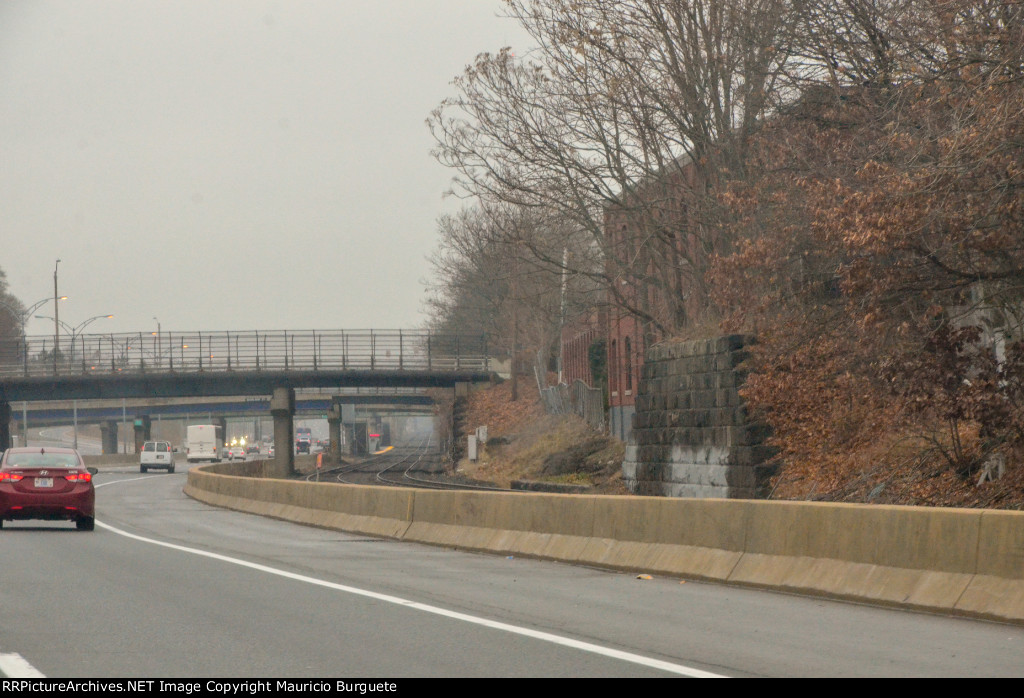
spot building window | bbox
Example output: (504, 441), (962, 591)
(624, 335), (633, 393)
(609, 339), (618, 396)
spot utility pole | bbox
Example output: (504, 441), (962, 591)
(511, 242), (519, 402)
(558, 246), (568, 384)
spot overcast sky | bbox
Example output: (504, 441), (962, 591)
(0, 1), (530, 336)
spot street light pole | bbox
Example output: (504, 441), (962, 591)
(71, 314), (113, 367)
(36, 313), (112, 369)
(153, 316), (161, 369)
(1, 296), (67, 375)
(53, 258), (61, 374)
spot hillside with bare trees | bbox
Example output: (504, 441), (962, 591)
(425, 0), (1024, 508)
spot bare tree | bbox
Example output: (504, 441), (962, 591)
(424, 203), (600, 392)
(0, 267), (26, 366)
(429, 0), (800, 337)
(705, 0), (1024, 484)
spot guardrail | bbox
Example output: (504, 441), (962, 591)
(186, 464), (1024, 625)
(0, 330), (489, 377)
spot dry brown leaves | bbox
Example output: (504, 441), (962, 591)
(769, 427), (1024, 510)
(456, 376), (627, 494)
(463, 376), (546, 438)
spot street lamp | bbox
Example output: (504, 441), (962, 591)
(0, 295), (67, 375)
(35, 311), (111, 450)
(53, 258), (61, 374)
(36, 314), (113, 367)
(73, 314), (114, 334)
(152, 316), (161, 368)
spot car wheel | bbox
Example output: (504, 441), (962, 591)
(76, 517), (95, 531)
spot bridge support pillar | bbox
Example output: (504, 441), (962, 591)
(0, 401), (11, 451)
(100, 420), (118, 455)
(327, 404), (342, 464)
(269, 387), (295, 478)
(351, 422), (368, 456)
(341, 424), (354, 456)
(133, 415), (152, 453)
(338, 402), (355, 455)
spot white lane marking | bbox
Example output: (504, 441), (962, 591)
(90, 500), (725, 677)
(96, 476), (151, 486)
(0, 653), (45, 678)
(0, 477), (142, 679)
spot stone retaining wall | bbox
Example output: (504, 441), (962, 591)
(622, 334), (775, 498)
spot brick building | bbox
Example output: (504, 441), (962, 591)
(601, 156), (703, 441)
(559, 309), (605, 387)
(605, 298), (646, 442)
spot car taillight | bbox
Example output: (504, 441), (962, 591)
(65, 472), (92, 483)
(0, 472), (23, 482)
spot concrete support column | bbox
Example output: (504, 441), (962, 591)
(215, 416), (227, 448)
(0, 401), (11, 451)
(340, 402), (355, 455)
(352, 422), (368, 456)
(343, 424), (356, 456)
(327, 403), (342, 464)
(269, 387), (295, 478)
(100, 420), (118, 455)
(133, 415), (152, 453)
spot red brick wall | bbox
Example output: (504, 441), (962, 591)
(607, 305), (646, 409)
(560, 310), (605, 387)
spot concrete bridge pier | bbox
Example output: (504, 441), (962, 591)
(269, 387), (295, 478)
(341, 402), (355, 455)
(343, 424), (357, 456)
(214, 416), (227, 442)
(0, 401), (11, 451)
(327, 403), (342, 464)
(100, 420), (118, 455)
(351, 422), (369, 456)
(133, 415), (152, 453)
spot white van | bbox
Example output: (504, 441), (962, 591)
(140, 441), (175, 473)
(186, 424), (223, 463)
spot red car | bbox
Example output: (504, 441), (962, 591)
(0, 447), (97, 531)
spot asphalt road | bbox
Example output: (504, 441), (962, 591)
(1, 462), (1022, 678)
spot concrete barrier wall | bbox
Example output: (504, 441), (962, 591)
(83, 454), (138, 465)
(184, 465), (1024, 624)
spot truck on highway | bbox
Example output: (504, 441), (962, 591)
(186, 424), (224, 463)
(295, 426), (312, 454)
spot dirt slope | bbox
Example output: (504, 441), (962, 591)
(454, 379), (627, 494)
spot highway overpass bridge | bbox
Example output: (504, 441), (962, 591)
(13, 393), (436, 427)
(0, 329), (492, 471)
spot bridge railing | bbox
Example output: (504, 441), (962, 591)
(0, 330), (489, 377)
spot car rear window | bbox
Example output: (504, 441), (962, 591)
(157, 443), (170, 452)
(4, 453), (81, 467)
(143, 442), (156, 451)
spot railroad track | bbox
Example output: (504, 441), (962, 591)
(375, 439), (505, 492)
(302, 435), (506, 492)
